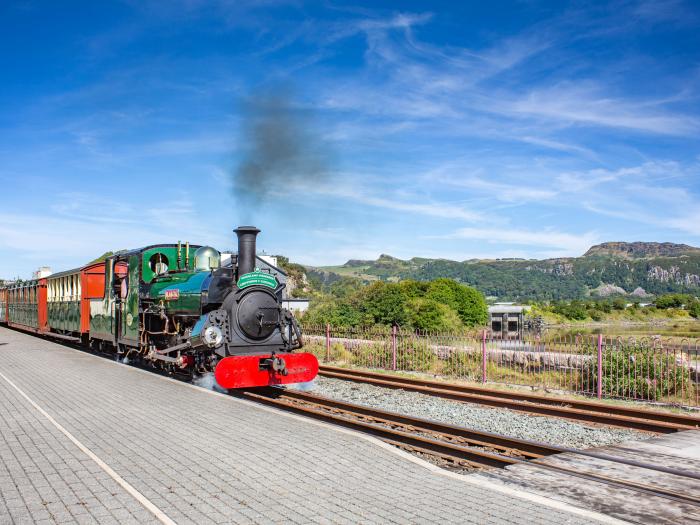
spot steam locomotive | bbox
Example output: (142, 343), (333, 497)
(0, 227), (318, 389)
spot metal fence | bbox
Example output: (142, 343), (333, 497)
(302, 324), (700, 409)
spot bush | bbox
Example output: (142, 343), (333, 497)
(351, 342), (392, 369)
(612, 297), (627, 310)
(689, 301), (700, 319)
(584, 342), (691, 401)
(655, 293), (691, 309)
(407, 298), (462, 332)
(426, 278), (488, 327)
(441, 350), (481, 379)
(393, 336), (437, 372)
(360, 282), (409, 326)
(552, 301), (588, 320)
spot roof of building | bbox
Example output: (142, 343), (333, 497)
(488, 305), (530, 314)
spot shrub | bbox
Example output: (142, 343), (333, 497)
(351, 342), (392, 369)
(359, 282), (409, 326)
(396, 340), (437, 372)
(425, 278), (488, 327)
(407, 298), (462, 332)
(584, 342), (691, 401)
(441, 350), (481, 379)
(689, 301), (700, 319)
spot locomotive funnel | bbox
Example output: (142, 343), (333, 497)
(234, 226), (260, 277)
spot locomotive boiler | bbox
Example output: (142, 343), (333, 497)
(0, 227), (318, 389)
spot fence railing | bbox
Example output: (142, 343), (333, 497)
(301, 324), (700, 409)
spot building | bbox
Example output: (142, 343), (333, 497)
(33, 267), (53, 279)
(258, 254), (278, 268)
(282, 298), (310, 313)
(488, 304), (531, 339)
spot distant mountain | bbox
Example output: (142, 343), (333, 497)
(584, 242), (700, 259)
(308, 242), (700, 301)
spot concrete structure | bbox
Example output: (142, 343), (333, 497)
(282, 298), (310, 313)
(0, 326), (612, 525)
(488, 305), (531, 339)
(258, 255), (278, 268)
(32, 266), (52, 279)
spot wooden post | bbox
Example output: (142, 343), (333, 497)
(392, 325), (397, 371)
(325, 323), (331, 362)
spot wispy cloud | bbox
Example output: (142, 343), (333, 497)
(440, 227), (599, 256)
(313, 184), (484, 222)
(500, 83), (699, 135)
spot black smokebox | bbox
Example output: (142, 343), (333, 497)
(234, 226), (260, 277)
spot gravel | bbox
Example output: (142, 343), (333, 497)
(290, 377), (648, 449)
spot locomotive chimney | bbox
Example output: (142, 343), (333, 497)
(234, 226), (261, 277)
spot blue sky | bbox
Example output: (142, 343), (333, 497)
(1, 1), (700, 279)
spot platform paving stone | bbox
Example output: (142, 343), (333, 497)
(0, 327), (610, 524)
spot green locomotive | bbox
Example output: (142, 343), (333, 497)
(1, 227), (317, 389)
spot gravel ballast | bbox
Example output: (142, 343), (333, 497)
(290, 377), (648, 449)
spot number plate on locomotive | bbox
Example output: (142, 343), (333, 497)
(164, 289), (180, 300)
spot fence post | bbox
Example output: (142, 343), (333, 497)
(482, 329), (487, 384)
(597, 333), (603, 399)
(325, 323), (331, 362)
(391, 325), (397, 371)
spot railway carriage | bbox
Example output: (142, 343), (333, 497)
(0, 287), (6, 322)
(0, 227), (317, 389)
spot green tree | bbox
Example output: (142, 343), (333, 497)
(425, 278), (487, 327)
(359, 282), (409, 326)
(655, 293), (691, 309)
(398, 279), (429, 299)
(407, 298), (462, 332)
(689, 300), (700, 319)
(612, 297), (627, 310)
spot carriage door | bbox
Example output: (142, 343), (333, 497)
(118, 256), (140, 345)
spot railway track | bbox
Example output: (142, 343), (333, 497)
(319, 365), (700, 433)
(237, 387), (700, 508)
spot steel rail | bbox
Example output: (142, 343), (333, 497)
(239, 388), (700, 508)
(320, 365), (700, 427)
(272, 388), (700, 482)
(319, 366), (699, 433)
(267, 388), (556, 458)
(238, 389), (518, 468)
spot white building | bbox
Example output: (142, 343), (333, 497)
(282, 298), (310, 313)
(33, 267), (53, 279)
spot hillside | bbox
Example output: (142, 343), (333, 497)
(308, 242), (700, 301)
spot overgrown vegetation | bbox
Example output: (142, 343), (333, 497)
(583, 342), (692, 401)
(301, 277), (488, 331)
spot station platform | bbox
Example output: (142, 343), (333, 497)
(0, 326), (631, 524)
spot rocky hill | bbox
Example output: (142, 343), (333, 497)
(583, 242), (700, 259)
(308, 242), (700, 301)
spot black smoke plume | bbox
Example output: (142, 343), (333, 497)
(232, 87), (331, 222)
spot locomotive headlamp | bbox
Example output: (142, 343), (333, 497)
(203, 325), (223, 348)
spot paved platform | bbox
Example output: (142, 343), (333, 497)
(1, 326), (620, 524)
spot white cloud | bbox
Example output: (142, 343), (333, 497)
(441, 227), (599, 255)
(501, 84), (699, 136)
(314, 185), (483, 222)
